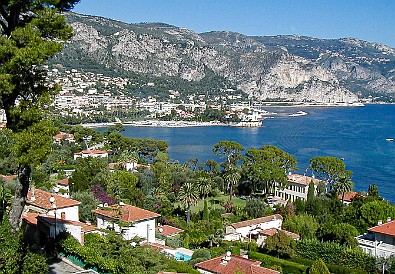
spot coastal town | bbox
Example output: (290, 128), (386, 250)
(1, 1), (395, 274)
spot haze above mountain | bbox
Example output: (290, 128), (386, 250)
(51, 12), (395, 103)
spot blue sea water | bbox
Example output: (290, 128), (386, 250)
(117, 104), (395, 203)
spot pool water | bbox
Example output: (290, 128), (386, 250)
(175, 252), (192, 261)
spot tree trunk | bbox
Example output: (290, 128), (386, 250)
(9, 165), (31, 232)
(229, 183), (233, 201)
(187, 206), (191, 227)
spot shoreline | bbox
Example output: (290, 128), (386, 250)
(81, 120), (228, 128)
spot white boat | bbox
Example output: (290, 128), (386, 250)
(386, 138), (394, 142)
(289, 111), (307, 117)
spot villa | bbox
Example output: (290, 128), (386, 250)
(356, 218), (395, 258)
(22, 188), (96, 244)
(224, 214), (283, 242)
(73, 149), (108, 160)
(274, 174), (322, 202)
(92, 203), (160, 243)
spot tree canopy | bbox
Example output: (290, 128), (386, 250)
(0, 0), (79, 229)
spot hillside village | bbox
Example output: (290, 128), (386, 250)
(48, 66), (257, 124)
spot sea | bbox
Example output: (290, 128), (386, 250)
(108, 104), (395, 203)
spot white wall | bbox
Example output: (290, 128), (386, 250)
(224, 219), (283, 241)
(96, 216), (156, 243)
(47, 205), (79, 222)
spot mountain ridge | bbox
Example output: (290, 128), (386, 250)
(51, 12), (395, 103)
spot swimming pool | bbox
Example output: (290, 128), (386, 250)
(175, 252), (192, 261)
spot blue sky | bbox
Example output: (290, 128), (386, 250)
(73, 0), (395, 47)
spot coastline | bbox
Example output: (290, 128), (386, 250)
(80, 102), (395, 129)
(81, 120), (228, 128)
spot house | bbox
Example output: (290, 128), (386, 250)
(195, 252), (279, 274)
(73, 149), (108, 160)
(156, 224), (184, 246)
(356, 218), (395, 258)
(257, 228), (300, 246)
(54, 178), (70, 198)
(54, 132), (75, 143)
(22, 188), (97, 244)
(338, 191), (361, 206)
(224, 214), (283, 241)
(25, 188), (80, 222)
(157, 224), (184, 237)
(274, 174), (322, 202)
(92, 203), (160, 243)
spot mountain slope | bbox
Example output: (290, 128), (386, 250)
(52, 13), (395, 103)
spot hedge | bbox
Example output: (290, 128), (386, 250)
(248, 251), (308, 274)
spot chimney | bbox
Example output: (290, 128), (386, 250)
(221, 251), (231, 265)
(30, 185), (36, 202)
(387, 217), (392, 223)
(378, 220), (383, 225)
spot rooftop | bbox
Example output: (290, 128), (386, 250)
(92, 204), (160, 223)
(259, 228), (300, 240)
(338, 191), (362, 202)
(230, 214), (283, 229)
(368, 220), (395, 237)
(195, 254), (279, 274)
(27, 189), (80, 210)
(57, 178), (69, 186)
(157, 225), (184, 237)
(74, 150), (108, 155)
(287, 174), (321, 186)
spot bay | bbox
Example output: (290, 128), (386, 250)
(115, 104), (395, 203)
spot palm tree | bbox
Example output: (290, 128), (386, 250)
(334, 175), (354, 204)
(223, 165), (241, 201)
(178, 181), (199, 227)
(196, 177), (212, 199)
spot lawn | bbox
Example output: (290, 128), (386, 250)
(190, 195), (246, 213)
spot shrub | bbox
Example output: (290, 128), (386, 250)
(248, 251), (308, 274)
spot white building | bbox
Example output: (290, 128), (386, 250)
(357, 218), (395, 258)
(22, 188), (97, 244)
(54, 178), (70, 198)
(224, 214), (283, 242)
(25, 188), (80, 221)
(92, 203), (160, 243)
(73, 149), (108, 160)
(274, 174), (322, 202)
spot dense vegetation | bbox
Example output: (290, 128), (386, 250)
(2, 122), (395, 272)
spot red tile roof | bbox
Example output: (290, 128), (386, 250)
(230, 214), (283, 229)
(92, 204), (160, 223)
(287, 174), (321, 186)
(27, 189), (80, 210)
(338, 191), (361, 202)
(54, 132), (74, 140)
(57, 178), (69, 186)
(22, 212), (39, 225)
(157, 225), (184, 237)
(259, 228), (300, 240)
(368, 220), (395, 237)
(195, 254), (280, 274)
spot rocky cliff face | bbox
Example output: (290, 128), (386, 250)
(53, 13), (395, 103)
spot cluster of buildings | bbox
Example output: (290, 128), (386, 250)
(14, 168), (395, 273)
(47, 67), (270, 125)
